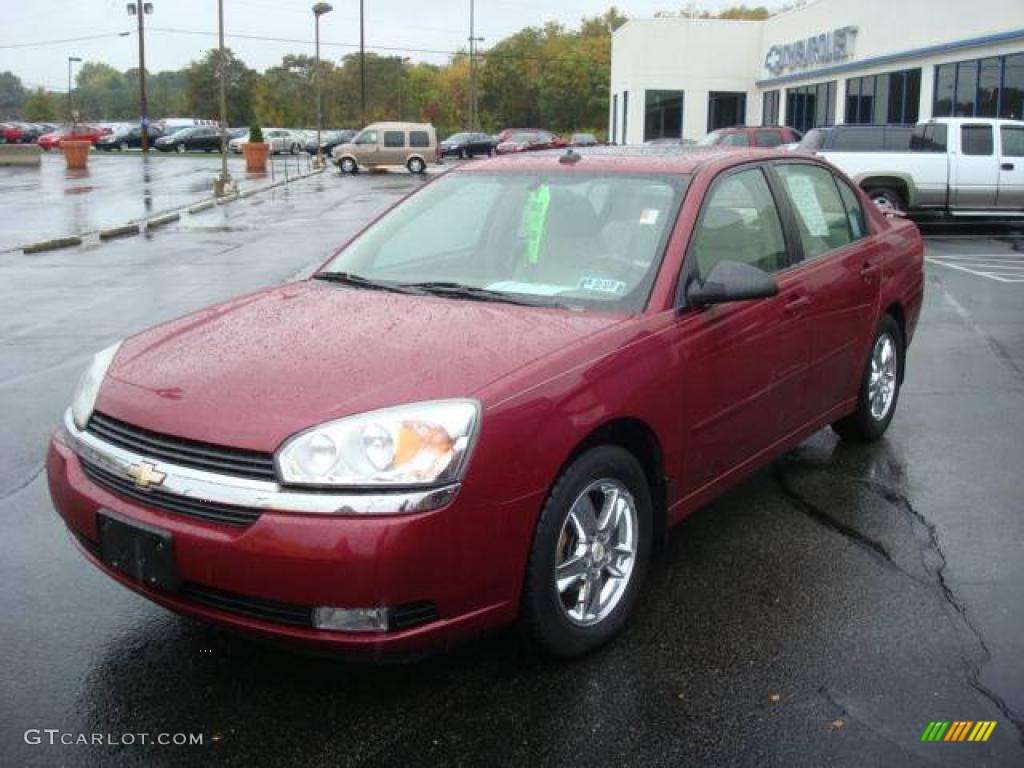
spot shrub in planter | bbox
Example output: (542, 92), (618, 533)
(243, 123), (269, 172)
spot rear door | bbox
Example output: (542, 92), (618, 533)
(996, 124), (1024, 210)
(381, 129), (406, 165)
(675, 165), (810, 491)
(952, 123), (999, 208)
(771, 161), (881, 424)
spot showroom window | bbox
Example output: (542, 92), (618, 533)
(623, 91), (629, 144)
(707, 91), (746, 132)
(762, 90), (780, 125)
(612, 94), (618, 144)
(845, 69), (920, 124)
(934, 53), (1024, 119)
(644, 90), (685, 142)
(785, 81), (836, 133)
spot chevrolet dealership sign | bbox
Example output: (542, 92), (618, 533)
(764, 26), (858, 76)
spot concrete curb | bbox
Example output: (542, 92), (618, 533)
(188, 200), (215, 214)
(99, 223), (141, 241)
(146, 212), (180, 229)
(22, 236), (83, 254)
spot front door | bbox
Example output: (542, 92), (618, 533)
(771, 162), (881, 424)
(953, 123), (999, 209)
(675, 165), (809, 493)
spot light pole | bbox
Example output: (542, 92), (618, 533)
(214, 0), (233, 196)
(67, 57), (82, 121)
(359, 0), (366, 127)
(126, 2), (153, 151)
(468, 0), (484, 131)
(313, 2), (333, 167)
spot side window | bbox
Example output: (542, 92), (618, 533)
(723, 132), (750, 146)
(1001, 126), (1024, 157)
(910, 124), (947, 152)
(776, 164), (854, 260)
(383, 131), (405, 148)
(691, 168), (788, 280)
(354, 130), (378, 145)
(832, 128), (884, 151)
(961, 125), (993, 156)
(755, 130), (783, 148)
(409, 130), (430, 148)
(834, 177), (868, 241)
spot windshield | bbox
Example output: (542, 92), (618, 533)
(445, 133), (469, 142)
(696, 131), (723, 146)
(508, 133), (536, 143)
(319, 172), (687, 312)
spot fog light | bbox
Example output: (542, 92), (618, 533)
(313, 606), (389, 632)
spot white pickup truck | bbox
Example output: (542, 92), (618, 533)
(813, 117), (1024, 215)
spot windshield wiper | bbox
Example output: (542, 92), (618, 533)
(403, 281), (563, 308)
(313, 271), (426, 295)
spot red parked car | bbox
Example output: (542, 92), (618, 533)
(1, 122), (25, 143)
(495, 130), (567, 154)
(698, 125), (802, 148)
(37, 124), (108, 150)
(47, 148), (923, 658)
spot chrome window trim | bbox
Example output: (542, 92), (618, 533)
(62, 409), (459, 516)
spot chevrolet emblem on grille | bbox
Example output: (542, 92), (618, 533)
(126, 461), (166, 489)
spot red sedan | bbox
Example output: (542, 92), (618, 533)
(495, 130), (567, 154)
(37, 124), (108, 150)
(47, 148), (923, 658)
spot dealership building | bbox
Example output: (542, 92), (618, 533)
(609, 0), (1024, 144)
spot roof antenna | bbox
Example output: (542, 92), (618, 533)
(559, 148), (581, 165)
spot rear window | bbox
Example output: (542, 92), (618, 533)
(383, 131), (405, 148)
(409, 130), (430, 148)
(722, 133), (750, 147)
(755, 130), (783, 147)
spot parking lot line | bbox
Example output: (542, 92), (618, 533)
(926, 256), (1024, 283)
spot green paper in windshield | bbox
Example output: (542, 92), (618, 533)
(524, 185), (551, 265)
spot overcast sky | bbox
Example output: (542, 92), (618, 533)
(0, 0), (784, 93)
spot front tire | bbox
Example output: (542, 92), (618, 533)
(176, 143), (186, 154)
(339, 157), (358, 174)
(521, 445), (652, 657)
(832, 314), (904, 442)
(865, 186), (905, 213)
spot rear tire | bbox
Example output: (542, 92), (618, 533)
(176, 143), (186, 154)
(865, 186), (905, 213)
(407, 157), (426, 174)
(832, 314), (904, 442)
(520, 445), (652, 657)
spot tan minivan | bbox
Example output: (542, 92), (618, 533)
(332, 122), (437, 174)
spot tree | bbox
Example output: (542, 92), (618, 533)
(184, 48), (256, 125)
(75, 62), (132, 120)
(22, 88), (58, 122)
(0, 71), (26, 119)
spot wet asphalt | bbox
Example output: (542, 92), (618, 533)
(1, 159), (1022, 767)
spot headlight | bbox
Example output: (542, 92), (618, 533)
(276, 400), (480, 488)
(71, 341), (122, 430)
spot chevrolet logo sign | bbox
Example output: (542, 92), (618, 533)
(126, 461), (166, 489)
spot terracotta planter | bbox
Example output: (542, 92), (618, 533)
(62, 141), (91, 170)
(243, 142), (269, 172)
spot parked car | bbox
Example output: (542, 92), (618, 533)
(95, 125), (165, 151)
(332, 122), (437, 174)
(0, 122), (21, 144)
(230, 129), (304, 155)
(37, 124), (109, 150)
(305, 129), (357, 155)
(439, 132), (497, 159)
(798, 125), (913, 154)
(810, 118), (1024, 214)
(47, 147), (923, 658)
(697, 126), (802, 148)
(1, 122), (45, 143)
(495, 131), (567, 154)
(570, 133), (599, 147)
(496, 127), (546, 143)
(644, 137), (695, 146)
(154, 126), (223, 153)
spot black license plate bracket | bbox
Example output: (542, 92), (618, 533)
(98, 510), (180, 592)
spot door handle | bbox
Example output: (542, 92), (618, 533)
(784, 295), (810, 314)
(1002, 162), (1015, 171)
(860, 262), (880, 280)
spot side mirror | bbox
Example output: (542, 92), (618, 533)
(684, 260), (779, 308)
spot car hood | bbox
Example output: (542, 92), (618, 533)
(96, 280), (624, 452)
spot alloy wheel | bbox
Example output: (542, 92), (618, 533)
(554, 479), (638, 627)
(868, 332), (897, 420)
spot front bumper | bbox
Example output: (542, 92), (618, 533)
(46, 412), (521, 655)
